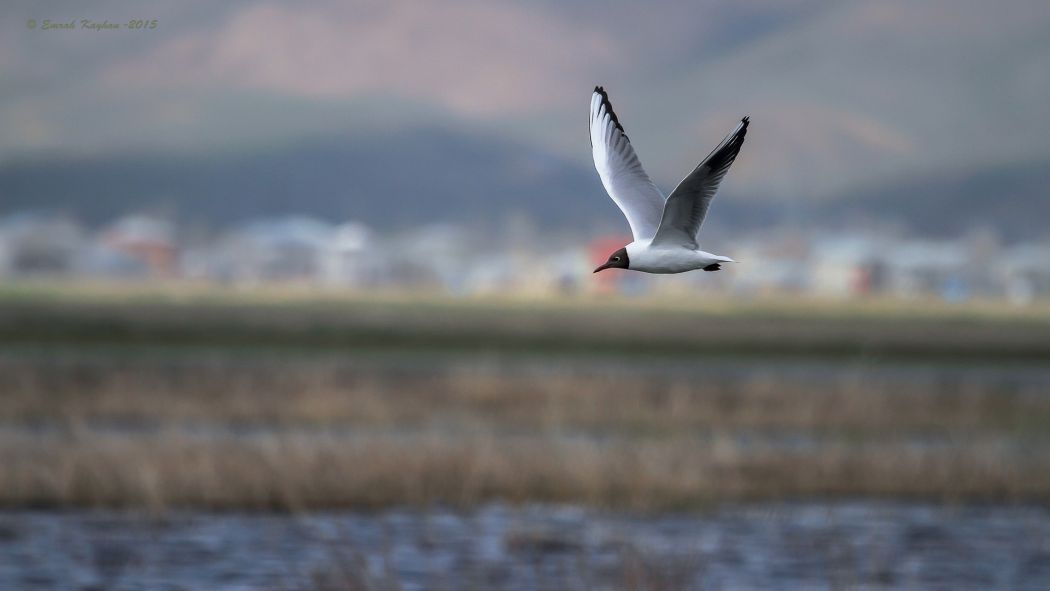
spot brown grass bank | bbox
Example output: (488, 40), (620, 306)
(2, 357), (1049, 435)
(0, 294), (1048, 510)
(2, 430), (1047, 512)
(1, 352), (1048, 510)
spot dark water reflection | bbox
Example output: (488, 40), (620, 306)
(2, 503), (1048, 590)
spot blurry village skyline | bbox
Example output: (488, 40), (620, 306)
(2, 0), (1049, 302)
(3, 211), (1048, 305)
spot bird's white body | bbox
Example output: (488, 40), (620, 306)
(625, 241), (734, 274)
(588, 87), (749, 275)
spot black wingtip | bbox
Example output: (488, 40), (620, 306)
(732, 116), (750, 143)
(592, 86), (625, 135)
(696, 115), (750, 171)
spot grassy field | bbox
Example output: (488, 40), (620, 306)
(3, 281), (1050, 360)
(1, 283), (1048, 511)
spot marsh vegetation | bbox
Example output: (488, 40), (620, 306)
(1, 290), (1047, 511)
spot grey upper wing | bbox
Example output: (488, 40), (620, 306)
(651, 116), (749, 248)
(590, 87), (666, 242)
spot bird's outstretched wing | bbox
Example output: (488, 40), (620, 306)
(651, 117), (749, 248)
(590, 87), (665, 242)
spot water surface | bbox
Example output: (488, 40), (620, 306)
(2, 503), (1048, 590)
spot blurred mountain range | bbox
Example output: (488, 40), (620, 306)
(0, 129), (604, 229)
(1, 128), (1046, 240)
(1, 0), (1047, 239)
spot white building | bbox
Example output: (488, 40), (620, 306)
(321, 221), (373, 286)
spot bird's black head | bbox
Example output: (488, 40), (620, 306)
(594, 247), (629, 273)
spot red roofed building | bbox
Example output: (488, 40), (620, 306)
(588, 235), (632, 293)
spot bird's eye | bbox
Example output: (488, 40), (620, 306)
(612, 257), (620, 262)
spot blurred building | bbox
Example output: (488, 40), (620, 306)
(731, 233), (811, 296)
(223, 217), (335, 283)
(1003, 242), (1050, 305)
(888, 240), (971, 300)
(587, 235), (634, 295)
(98, 215), (177, 277)
(321, 222), (374, 286)
(810, 235), (882, 298)
(2, 209), (1048, 304)
(0, 213), (85, 276)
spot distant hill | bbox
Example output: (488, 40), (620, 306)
(0, 128), (610, 229)
(1, 129), (1046, 241)
(824, 161), (1050, 241)
(2, 0), (1049, 207)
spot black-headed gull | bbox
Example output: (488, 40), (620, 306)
(590, 87), (748, 274)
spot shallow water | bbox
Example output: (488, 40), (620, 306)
(2, 503), (1048, 590)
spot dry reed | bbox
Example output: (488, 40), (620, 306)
(0, 296), (1047, 510)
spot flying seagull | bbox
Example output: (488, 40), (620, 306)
(590, 86), (748, 274)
